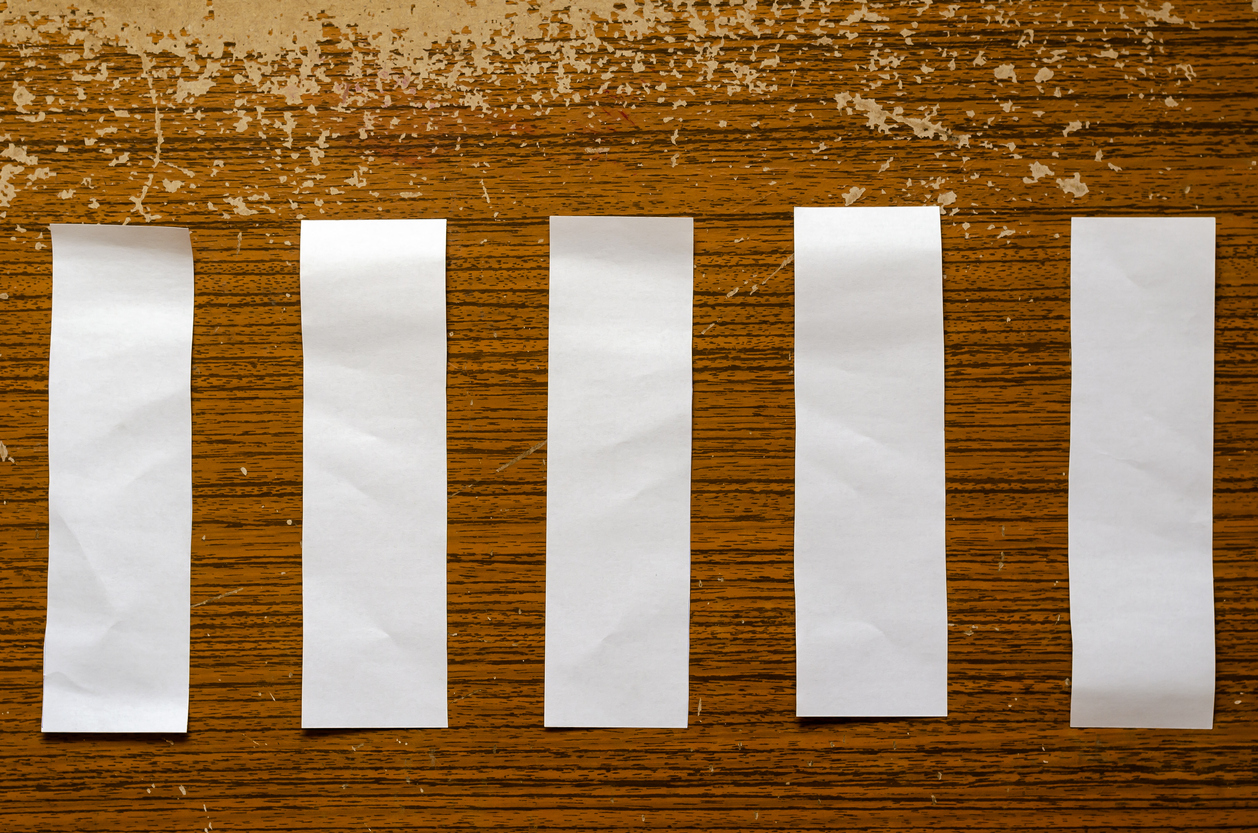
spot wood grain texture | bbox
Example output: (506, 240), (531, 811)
(0, 1), (1256, 830)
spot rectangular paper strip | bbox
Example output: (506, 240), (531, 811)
(1069, 217), (1215, 730)
(301, 219), (448, 729)
(793, 206), (948, 717)
(545, 216), (693, 728)
(43, 224), (193, 733)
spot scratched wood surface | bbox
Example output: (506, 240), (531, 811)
(0, 0), (1256, 830)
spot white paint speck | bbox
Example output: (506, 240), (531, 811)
(1056, 173), (1089, 198)
(1023, 162), (1054, 183)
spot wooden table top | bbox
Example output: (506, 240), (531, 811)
(1, 1), (1255, 830)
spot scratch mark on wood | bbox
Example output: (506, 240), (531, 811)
(192, 587), (244, 608)
(449, 440), (546, 498)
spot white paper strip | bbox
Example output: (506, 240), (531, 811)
(1069, 217), (1215, 730)
(43, 225), (193, 733)
(544, 216), (692, 728)
(793, 206), (947, 717)
(301, 219), (447, 729)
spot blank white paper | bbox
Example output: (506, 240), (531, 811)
(301, 219), (447, 729)
(794, 206), (947, 717)
(43, 224), (193, 733)
(1069, 217), (1215, 730)
(545, 216), (692, 728)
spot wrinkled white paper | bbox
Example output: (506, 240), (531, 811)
(793, 206), (947, 717)
(545, 216), (692, 728)
(43, 224), (193, 733)
(1069, 217), (1215, 730)
(301, 219), (448, 728)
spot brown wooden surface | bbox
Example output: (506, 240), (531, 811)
(1, 1), (1256, 830)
